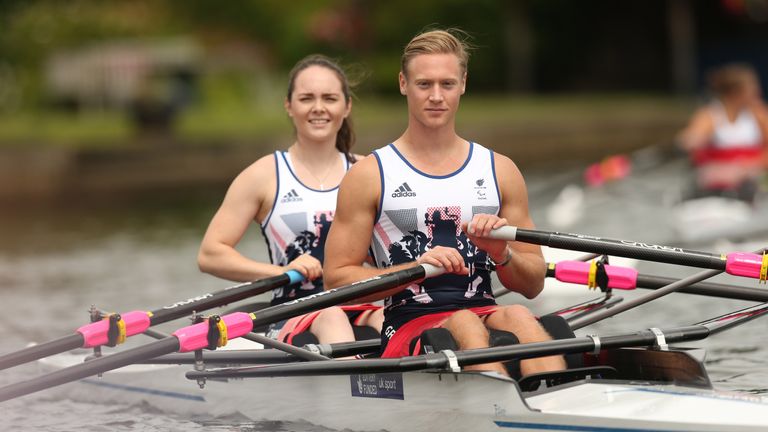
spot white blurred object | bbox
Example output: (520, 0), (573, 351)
(672, 196), (754, 244)
(546, 184), (585, 229)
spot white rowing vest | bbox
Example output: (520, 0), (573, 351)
(710, 101), (763, 150)
(371, 142), (501, 317)
(261, 151), (349, 306)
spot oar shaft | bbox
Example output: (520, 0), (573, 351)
(0, 338), (180, 402)
(188, 325), (711, 378)
(241, 333), (330, 361)
(569, 268), (723, 330)
(0, 334), (84, 371)
(251, 265), (434, 328)
(698, 302), (768, 335)
(492, 226), (727, 270)
(636, 274), (768, 302)
(457, 325), (710, 366)
(0, 272), (302, 372)
(147, 272), (298, 325)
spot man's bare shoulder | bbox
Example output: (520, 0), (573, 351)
(344, 153), (380, 182)
(337, 154), (380, 209)
(492, 152), (524, 182)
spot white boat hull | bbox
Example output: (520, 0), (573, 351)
(37, 346), (768, 431)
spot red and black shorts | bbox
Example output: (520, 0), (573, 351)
(379, 305), (499, 358)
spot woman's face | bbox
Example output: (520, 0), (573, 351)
(285, 65), (351, 144)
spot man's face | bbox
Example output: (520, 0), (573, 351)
(399, 53), (466, 130)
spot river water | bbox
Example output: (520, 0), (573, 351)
(1, 160), (767, 431)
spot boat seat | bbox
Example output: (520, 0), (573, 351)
(409, 314), (582, 378)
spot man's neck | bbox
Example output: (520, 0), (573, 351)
(398, 122), (461, 152)
(394, 126), (468, 175)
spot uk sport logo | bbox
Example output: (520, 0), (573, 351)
(391, 182), (416, 198)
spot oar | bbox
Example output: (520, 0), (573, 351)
(140, 339), (381, 365)
(190, 300), (768, 378)
(546, 260), (768, 302)
(0, 264), (442, 402)
(486, 227), (766, 328)
(486, 226), (767, 281)
(491, 252), (599, 298)
(0, 271), (304, 372)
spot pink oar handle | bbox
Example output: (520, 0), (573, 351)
(726, 252), (767, 280)
(554, 260), (638, 290)
(77, 311), (151, 348)
(174, 312), (254, 353)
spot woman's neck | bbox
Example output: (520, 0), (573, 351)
(288, 140), (343, 190)
(290, 139), (339, 164)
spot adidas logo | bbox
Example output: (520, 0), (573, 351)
(280, 189), (303, 203)
(391, 182), (416, 198)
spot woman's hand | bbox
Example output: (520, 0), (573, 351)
(286, 253), (323, 280)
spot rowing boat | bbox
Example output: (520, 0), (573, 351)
(4, 229), (768, 431)
(36, 308), (768, 431)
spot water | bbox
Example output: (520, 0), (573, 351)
(1, 164), (767, 431)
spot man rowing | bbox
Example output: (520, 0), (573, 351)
(324, 28), (565, 376)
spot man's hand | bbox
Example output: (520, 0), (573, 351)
(462, 214), (509, 263)
(416, 246), (469, 275)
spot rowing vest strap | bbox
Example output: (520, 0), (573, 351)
(261, 151), (349, 306)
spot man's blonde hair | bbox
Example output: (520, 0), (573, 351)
(401, 29), (472, 77)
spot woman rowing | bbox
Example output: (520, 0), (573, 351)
(677, 63), (768, 202)
(198, 54), (382, 344)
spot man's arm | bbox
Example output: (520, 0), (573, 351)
(323, 156), (414, 301)
(325, 154), (469, 300)
(464, 154), (545, 299)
